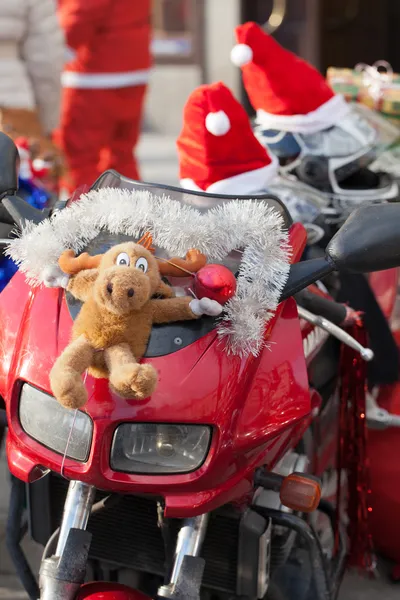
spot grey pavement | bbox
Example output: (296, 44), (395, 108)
(0, 132), (397, 598)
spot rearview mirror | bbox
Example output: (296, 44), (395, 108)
(0, 132), (19, 199)
(326, 202), (400, 273)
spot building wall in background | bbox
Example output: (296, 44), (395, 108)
(145, 0), (240, 135)
(204, 0), (240, 98)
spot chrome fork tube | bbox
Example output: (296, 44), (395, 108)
(55, 480), (96, 557)
(40, 480), (96, 600)
(170, 514), (209, 585)
(158, 513), (209, 598)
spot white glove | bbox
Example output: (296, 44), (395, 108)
(42, 265), (70, 289)
(190, 297), (223, 317)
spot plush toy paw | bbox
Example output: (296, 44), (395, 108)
(131, 364), (159, 399)
(189, 297), (223, 317)
(43, 264), (70, 289)
(110, 363), (158, 400)
(50, 367), (88, 409)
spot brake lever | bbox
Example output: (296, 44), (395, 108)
(297, 305), (374, 362)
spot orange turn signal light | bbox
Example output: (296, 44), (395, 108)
(279, 472), (322, 513)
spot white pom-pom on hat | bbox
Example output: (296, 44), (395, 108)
(230, 43), (253, 67)
(205, 111), (231, 136)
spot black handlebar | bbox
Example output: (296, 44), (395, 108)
(295, 289), (347, 326)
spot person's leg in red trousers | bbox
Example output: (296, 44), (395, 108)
(60, 85), (146, 191)
(59, 88), (114, 191)
(98, 85), (147, 181)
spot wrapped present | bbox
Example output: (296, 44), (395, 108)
(327, 62), (400, 126)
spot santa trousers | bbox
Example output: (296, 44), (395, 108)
(59, 85), (147, 190)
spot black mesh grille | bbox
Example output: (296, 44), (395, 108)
(46, 475), (239, 593)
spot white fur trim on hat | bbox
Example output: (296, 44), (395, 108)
(205, 111), (231, 136)
(230, 43), (253, 67)
(180, 155), (279, 195)
(256, 94), (350, 134)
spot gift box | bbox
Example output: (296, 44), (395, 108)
(327, 62), (400, 126)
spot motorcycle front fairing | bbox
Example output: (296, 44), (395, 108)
(1, 174), (312, 518)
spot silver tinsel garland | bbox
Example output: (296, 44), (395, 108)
(6, 188), (291, 356)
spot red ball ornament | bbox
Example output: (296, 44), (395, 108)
(193, 264), (237, 304)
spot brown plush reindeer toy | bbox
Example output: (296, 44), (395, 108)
(49, 234), (222, 409)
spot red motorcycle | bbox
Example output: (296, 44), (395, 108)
(1, 147), (400, 600)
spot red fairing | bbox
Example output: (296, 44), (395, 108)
(2, 223), (312, 518)
(77, 582), (151, 599)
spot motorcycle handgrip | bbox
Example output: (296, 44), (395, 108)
(294, 289), (347, 327)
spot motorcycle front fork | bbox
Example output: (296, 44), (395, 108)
(39, 481), (96, 600)
(39, 480), (209, 600)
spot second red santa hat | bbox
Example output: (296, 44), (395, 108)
(177, 81), (278, 194)
(231, 22), (349, 134)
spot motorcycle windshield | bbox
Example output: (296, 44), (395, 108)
(298, 104), (400, 162)
(299, 106), (378, 158)
(66, 171), (292, 358)
(267, 175), (330, 222)
(358, 104), (400, 178)
(351, 103), (400, 154)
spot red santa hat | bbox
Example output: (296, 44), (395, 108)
(231, 22), (350, 134)
(177, 81), (278, 195)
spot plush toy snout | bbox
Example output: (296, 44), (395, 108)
(95, 266), (152, 314)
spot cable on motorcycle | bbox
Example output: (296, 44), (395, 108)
(60, 370), (88, 479)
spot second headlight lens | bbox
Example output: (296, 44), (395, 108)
(110, 423), (211, 474)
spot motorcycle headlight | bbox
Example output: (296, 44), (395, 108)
(110, 423), (212, 474)
(19, 384), (93, 462)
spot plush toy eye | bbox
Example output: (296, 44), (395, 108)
(116, 252), (130, 266)
(135, 257), (148, 273)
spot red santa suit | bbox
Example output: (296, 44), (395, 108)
(57, 0), (151, 190)
(177, 81), (278, 195)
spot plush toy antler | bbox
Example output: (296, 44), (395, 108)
(59, 249), (102, 274)
(137, 232), (155, 253)
(58, 233), (207, 278)
(157, 249), (207, 277)
(137, 232), (207, 277)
